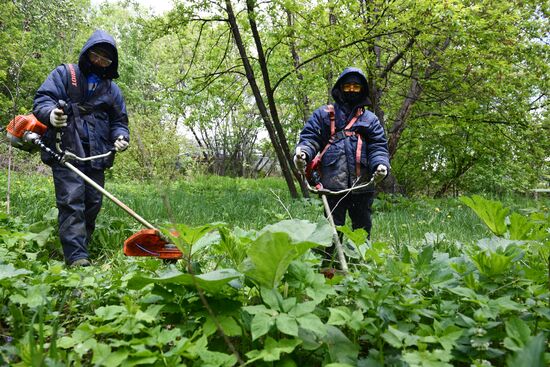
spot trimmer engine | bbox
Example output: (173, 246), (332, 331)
(6, 114), (47, 152)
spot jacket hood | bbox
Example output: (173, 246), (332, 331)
(78, 29), (119, 79)
(331, 67), (370, 108)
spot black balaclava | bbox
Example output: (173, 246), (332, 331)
(340, 73), (364, 106)
(87, 44), (115, 78)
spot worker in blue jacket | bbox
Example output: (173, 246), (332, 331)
(294, 67), (390, 262)
(33, 30), (130, 267)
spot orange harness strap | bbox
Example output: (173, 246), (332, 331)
(318, 106), (364, 179)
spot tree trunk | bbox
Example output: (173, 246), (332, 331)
(225, 0), (299, 198)
(246, 0), (309, 197)
(286, 9), (311, 125)
(387, 77), (423, 159)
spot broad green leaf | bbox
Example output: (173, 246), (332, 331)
(447, 287), (478, 300)
(503, 317), (531, 351)
(191, 230), (221, 255)
(416, 245), (434, 269)
(460, 195), (509, 236)
(508, 212), (534, 240)
(57, 336), (77, 349)
(94, 305), (126, 321)
(42, 207), (58, 222)
(297, 313), (326, 337)
(245, 231), (315, 288)
(336, 226), (368, 247)
(390, 325), (418, 348)
(259, 219), (333, 247)
(156, 328), (183, 345)
(74, 338), (98, 357)
(121, 356), (158, 367)
(261, 287), (284, 311)
(162, 222), (224, 255)
(327, 307), (352, 326)
(0, 263), (31, 280)
(203, 316), (242, 337)
(437, 326), (463, 352)
(245, 337), (301, 362)
(471, 250), (514, 276)
(506, 334), (546, 367)
(241, 304), (270, 315)
(135, 305), (164, 323)
(197, 349), (236, 367)
(251, 312), (274, 340)
(9, 284), (51, 308)
(276, 314), (299, 336)
(281, 297), (297, 313)
(91, 343), (111, 365)
(324, 325), (359, 365)
(101, 350), (129, 367)
(381, 326), (405, 348)
(489, 296), (522, 313)
(23, 226), (53, 247)
(127, 268), (241, 293)
(402, 349), (453, 367)
(289, 301), (316, 317)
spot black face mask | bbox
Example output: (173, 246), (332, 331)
(89, 64), (109, 78)
(342, 91), (362, 105)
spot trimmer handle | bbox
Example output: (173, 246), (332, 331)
(56, 100), (67, 113)
(54, 100), (68, 130)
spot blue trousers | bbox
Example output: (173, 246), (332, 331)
(52, 163), (104, 264)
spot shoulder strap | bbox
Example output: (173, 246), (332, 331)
(62, 64), (88, 142)
(325, 104), (335, 136)
(63, 64), (84, 104)
(316, 106), (365, 177)
(316, 105), (336, 160)
(344, 107), (364, 130)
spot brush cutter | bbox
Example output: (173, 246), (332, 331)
(300, 150), (376, 273)
(6, 110), (183, 260)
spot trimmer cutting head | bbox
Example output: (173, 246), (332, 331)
(123, 229), (183, 259)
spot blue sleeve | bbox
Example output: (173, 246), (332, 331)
(108, 83), (130, 142)
(33, 66), (68, 126)
(365, 116), (390, 173)
(296, 107), (328, 161)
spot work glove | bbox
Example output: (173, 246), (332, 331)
(114, 135), (129, 152)
(374, 164), (388, 183)
(49, 108), (68, 128)
(293, 147), (307, 172)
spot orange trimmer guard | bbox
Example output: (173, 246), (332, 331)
(123, 229), (183, 259)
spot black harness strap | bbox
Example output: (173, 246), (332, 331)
(63, 64), (88, 141)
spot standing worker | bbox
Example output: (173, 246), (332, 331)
(33, 30), (130, 267)
(294, 67), (390, 264)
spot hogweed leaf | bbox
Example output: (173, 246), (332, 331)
(258, 219), (333, 247)
(460, 195), (509, 236)
(245, 231), (315, 288)
(508, 212), (534, 240)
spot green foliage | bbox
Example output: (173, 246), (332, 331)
(460, 195), (509, 236)
(1, 174), (549, 366)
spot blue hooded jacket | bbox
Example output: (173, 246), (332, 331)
(296, 67), (390, 191)
(33, 29), (129, 169)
